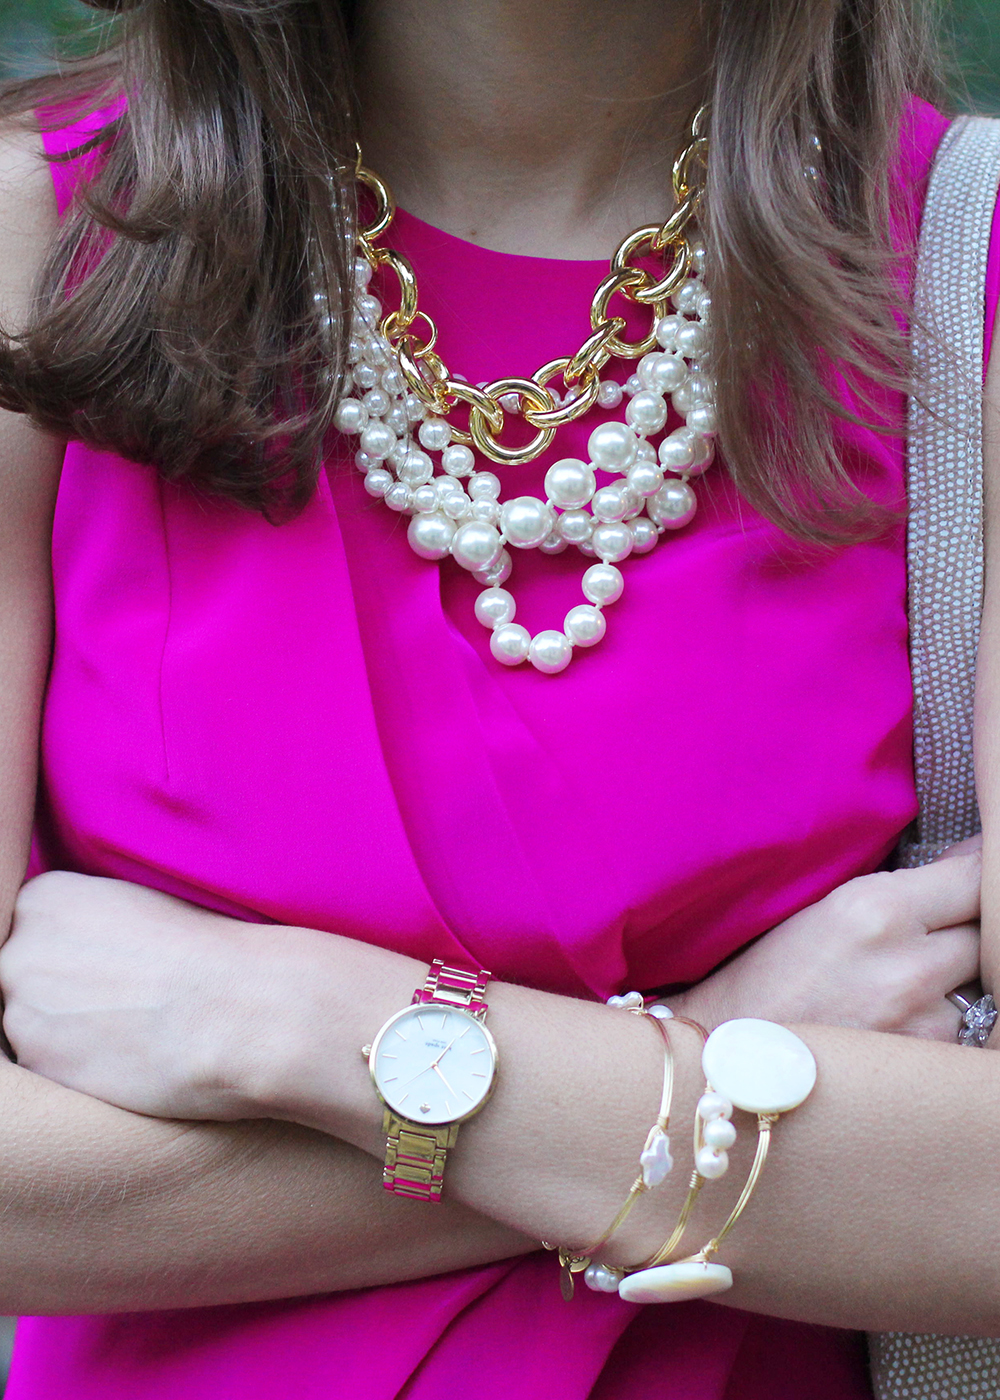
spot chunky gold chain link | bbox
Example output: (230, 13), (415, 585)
(354, 107), (708, 468)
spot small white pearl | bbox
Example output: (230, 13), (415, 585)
(468, 472), (502, 501)
(386, 404), (409, 436)
(442, 444), (475, 477)
(539, 532), (568, 554)
(582, 563), (624, 605)
(597, 379), (624, 409)
(588, 421), (638, 473)
(578, 539), (596, 556)
(363, 387), (390, 419)
(451, 521), (503, 571)
(627, 461), (664, 497)
(592, 484), (629, 523)
(697, 1092), (734, 1122)
(690, 240), (707, 274)
(528, 630), (573, 674)
(629, 517), (659, 553)
(384, 482), (412, 513)
(703, 1117), (738, 1151)
(359, 423), (396, 461)
(696, 1147), (729, 1180)
(334, 400), (368, 435)
(647, 1002), (674, 1019)
(364, 335), (391, 367)
(352, 361), (379, 390)
(678, 428), (715, 473)
(592, 522), (634, 563)
(638, 352), (688, 395)
(625, 390), (668, 435)
(490, 622), (530, 665)
(557, 509), (593, 544)
(685, 404), (718, 436)
(357, 293), (381, 322)
(624, 374), (642, 397)
(564, 604), (606, 647)
(635, 439), (658, 464)
(418, 417), (452, 452)
(354, 257), (373, 288)
(354, 449), (374, 474)
(648, 480), (697, 530)
(474, 587), (516, 629)
(398, 450), (434, 487)
(501, 497), (556, 549)
(696, 288), (712, 319)
(544, 458), (596, 509)
(654, 314), (682, 349)
(380, 365), (405, 396)
(471, 499), (500, 523)
(584, 1263), (623, 1294)
(621, 487), (644, 521)
(658, 431), (695, 472)
(363, 468), (392, 498)
(435, 474), (462, 497)
(672, 374), (712, 414)
(404, 393), (426, 424)
(347, 336), (365, 364)
(442, 494), (472, 521)
(672, 279), (701, 314)
(407, 512), (456, 559)
(475, 548), (512, 586)
(411, 484), (439, 513)
(675, 321), (710, 358)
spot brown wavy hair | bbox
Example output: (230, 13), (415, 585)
(0, 0), (945, 537)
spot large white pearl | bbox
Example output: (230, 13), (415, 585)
(592, 484), (629, 523)
(418, 417), (452, 451)
(529, 630), (573, 674)
(629, 517), (659, 554)
(501, 497), (555, 549)
(703, 1117), (737, 1151)
(557, 510), (593, 544)
(582, 563), (624, 605)
(334, 399), (368, 435)
(359, 422), (396, 461)
(592, 522), (634, 563)
(701, 1019), (817, 1114)
(442, 443), (475, 477)
(588, 421), (638, 473)
(638, 352), (686, 395)
(618, 1260), (733, 1305)
(584, 1263), (623, 1294)
(451, 521), (503, 571)
(564, 604), (606, 647)
(695, 1146), (729, 1180)
(648, 481), (697, 530)
(474, 587), (516, 629)
(407, 512), (456, 560)
(654, 315), (682, 349)
(626, 390), (668, 435)
(672, 279), (701, 314)
(544, 458), (596, 509)
(675, 321), (710, 357)
(490, 622), (530, 665)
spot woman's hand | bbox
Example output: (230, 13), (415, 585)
(672, 839), (981, 1041)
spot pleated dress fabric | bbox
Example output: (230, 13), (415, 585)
(6, 98), (988, 1400)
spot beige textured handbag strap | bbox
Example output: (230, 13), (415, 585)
(870, 113), (1000, 1399)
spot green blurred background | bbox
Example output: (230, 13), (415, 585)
(4, 0), (1000, 105)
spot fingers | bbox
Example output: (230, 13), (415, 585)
(892, 847), (982, 931)
(923, 921), (981, 991)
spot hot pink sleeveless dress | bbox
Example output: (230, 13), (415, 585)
(5, 98), (984, 1400)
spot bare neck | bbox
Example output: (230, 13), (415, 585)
(353, 0), (708, 259)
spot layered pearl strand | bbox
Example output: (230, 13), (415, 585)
(333, 244), (715, 675)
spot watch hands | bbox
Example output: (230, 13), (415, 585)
(432, 1063), (456, 1096)
(397, 1033), (463, 1090)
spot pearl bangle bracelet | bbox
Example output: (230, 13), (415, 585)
(544, 994), (680, 1299)
(619, 1020), (818, 1304)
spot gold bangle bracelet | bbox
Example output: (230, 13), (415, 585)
(544, 1002), (677, 1301)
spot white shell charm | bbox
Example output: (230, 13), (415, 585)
(639, 1125), (674, 1188)
(618, 1260), (733, 1305)
(701, 1019), (817, 1114)
(607, 990), (645, 1011)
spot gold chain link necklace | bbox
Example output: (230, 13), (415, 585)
(332, 109), (716, 674)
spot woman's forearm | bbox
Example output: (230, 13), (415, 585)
(242, 930), (1000, 1338)
(0, 1057), (531, 1315)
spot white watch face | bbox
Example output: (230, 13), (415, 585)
(370, 1003), (497, 1126)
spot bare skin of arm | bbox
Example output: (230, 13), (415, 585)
(0, 0), (996, 1331)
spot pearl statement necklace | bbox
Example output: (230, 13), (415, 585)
(332, 116), (714, 674)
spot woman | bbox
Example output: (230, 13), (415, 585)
(0, 0), (995, 1396)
